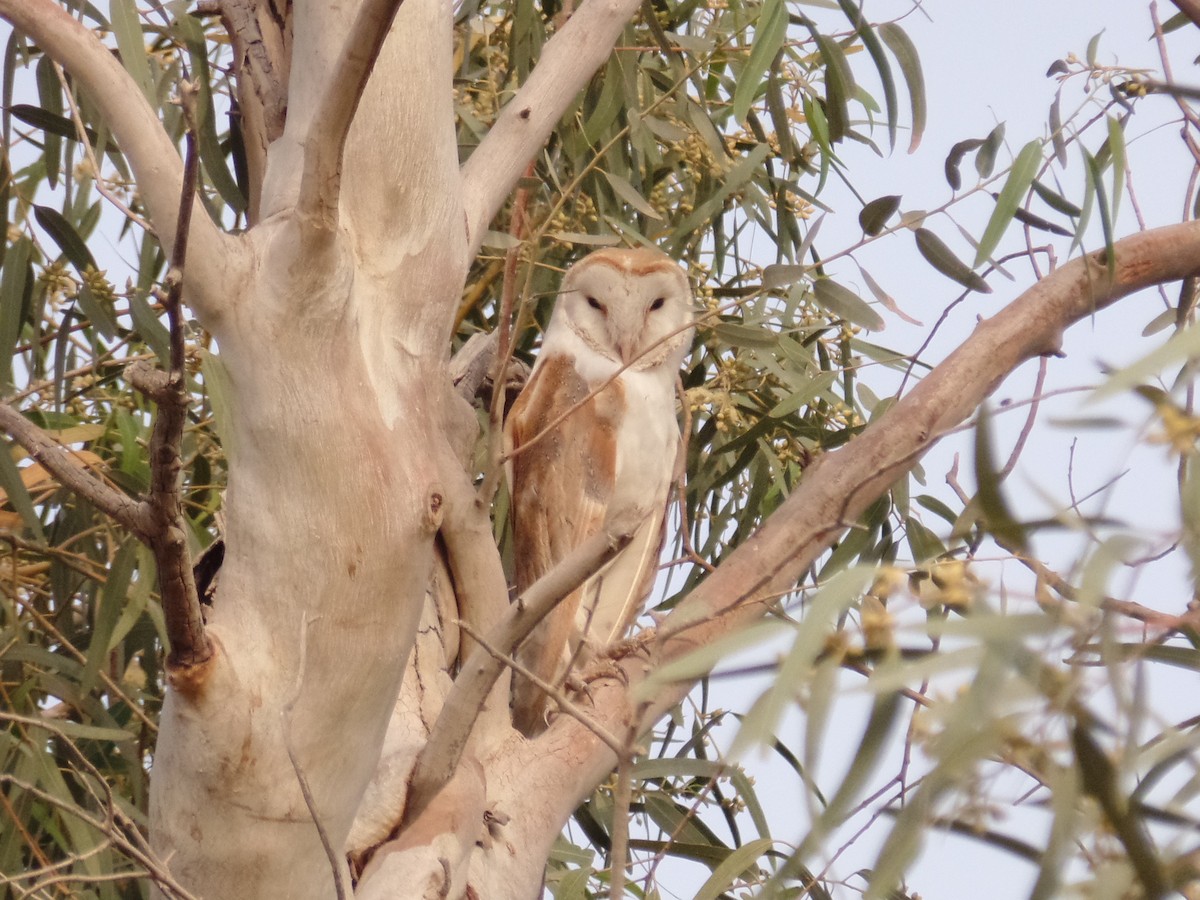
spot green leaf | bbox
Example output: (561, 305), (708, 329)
(110, 0), (154, 102)
(973, 405), (1025, 551)
(943, 138), (983, 191)
(859, 194), (901, 236)
(836, 0), (897, 149)
(1105, 114), (1126, 221)
(761, 263), (806, 290)
(731, 0), (786, 125)
(1085, 29), (1104, 67)
(602, 170), (662, 220)
(1048, 92), (1067, 166)
(813, 278), (885, 331)
(8, 105), (113, 150)
(974, 139), (1041, 266)
(975, 122), (1005, 178)
(0, 236), (31, 391)
(172, 6), (248, 215)
(0, 437), (45, 541)
(879, 23), (926, 152)
(35, 55), (62, 189)
(200, 349), (237, 456)
(1031, 179), (1080, 217)
(814, 33), (855, 144)
(672, 142), (772, 238)
(81, 538), (138, 693)
(914, 228), (991, 293)
(905, 516), (944, 562)
(693, 837), (774, 900)
(34, 205), (97, 271)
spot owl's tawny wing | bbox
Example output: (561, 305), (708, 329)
(506, 353), (624, 734)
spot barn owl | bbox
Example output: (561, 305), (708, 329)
(505, 247), (695, 736)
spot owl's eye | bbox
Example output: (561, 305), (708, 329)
(649, 296), (666, 311)
(586, 296), (604, 312)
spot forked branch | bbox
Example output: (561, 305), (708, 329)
(461, 0), (643, 253)
(402, 509), (643, 825)
(295, 0), (407, 236)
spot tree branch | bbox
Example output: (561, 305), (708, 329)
(0, 404), (149, 537)
(0, 0), (244, 322)
(402, 509), (642, 825)
(295, 0), (406, 237)
(125, 83), (212, 670)
(460, 0), (643, 255)
(1168, 0), (1200, 29)
(545, 220), (1200, 807)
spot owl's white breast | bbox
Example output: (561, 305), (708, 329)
(534, 321), (681, 511)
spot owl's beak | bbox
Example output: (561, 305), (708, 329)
(612, 329), (638, 365)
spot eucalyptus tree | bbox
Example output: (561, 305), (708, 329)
(2, 0), (1200, 897)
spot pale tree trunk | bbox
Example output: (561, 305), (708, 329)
(3, 0), (1200, 897)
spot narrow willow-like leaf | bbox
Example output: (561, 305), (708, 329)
(1029, 762), (1081, 900)
(0, 437), (44, 540)
(974, 139), (1041, 266)
(761, 263), (806, 289)
(767, 370), (837, 418)
(0, 236), (31, 391)
(81, 538), (138, 693)
(693, 837), (774, 900)
(973, 405), (1026, 551)
(34, 204), (97, 270)
(1048, 91), (1067, 166)
(1010, 203), (1072, 236)
(75, 283), (118, 340)
(814, 33), (855, 144)
(879, 23), (925, 152)
(813, 278), (885, 331)
(859, 194), (900, 236)
(1030, 182), (1080, 222)
(200, 349), (237, 456)
(171, 9), (247, 215)
(1085, 29), (1104, 67)
(8, 105), (112, 150)
(905, 516), (944, 562)
(109, 0), (154, 101)
(672, 142), (772, 237)
(975, 122), (1005, 178)
(855, 262), (921, 325)
(836, 0), (897, 149)
(914, 228), (991, 293)
(35, 55), (61, 189)
(1106, 114), (1127, 221)
(583, 56), (624, 144)
(731, 0), (786, 125)
(602, 169), (663, 220)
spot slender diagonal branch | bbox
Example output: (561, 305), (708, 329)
(0, 405), (149, 537)
(460, 0), (643, 254)
(402, 509), (642, 826)
(0, 0), (243, 322)
(295, 0), (407, 236)
(126, 83), (211, 670)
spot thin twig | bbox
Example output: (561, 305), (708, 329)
(0, 404), (148, 535)
(129, 79), (210, 669)
(458, 620), (625, 755)
(608, 718), (640, 899)
(53, 62), (151, 231)
(403, 516), (641, 825)
(478, 160), (536, 505)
